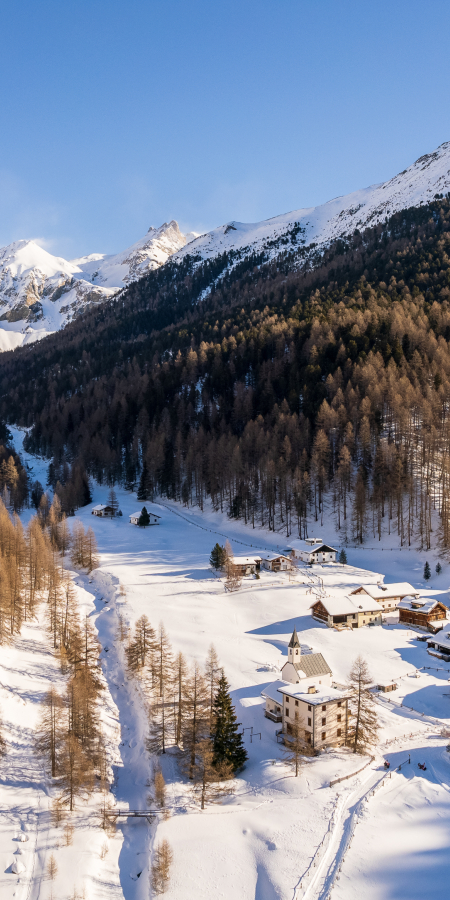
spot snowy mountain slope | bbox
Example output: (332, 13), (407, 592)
(173, 140), (450, 267)
(72, 219), (198, 289)
(0, 221), (197, 349)
(2, 140), (450, 352)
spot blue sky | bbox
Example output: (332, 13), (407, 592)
(1, 0), (450, 258)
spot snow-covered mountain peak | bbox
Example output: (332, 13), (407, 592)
(173, 140), (450, 267)
(1, 140), (450, 353)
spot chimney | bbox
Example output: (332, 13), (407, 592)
(308, 685), (316, 694)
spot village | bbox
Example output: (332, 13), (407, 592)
(3, 434), (450, 900)
(91, 502), (450, 754)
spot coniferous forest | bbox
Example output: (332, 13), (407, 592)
(2, 198), (450, 545)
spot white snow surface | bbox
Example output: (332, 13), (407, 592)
(2, 425), (450, 900)
(173, 140), (450, 268)
(2, 140), (450, 350)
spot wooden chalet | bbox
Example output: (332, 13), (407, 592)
(92, 504), (115, 517)
(397, 596), (447, 630)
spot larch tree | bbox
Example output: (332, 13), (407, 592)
(191, 739), (234, 810)
(347, 655), (378, 754)
(151, 839), (173, 895)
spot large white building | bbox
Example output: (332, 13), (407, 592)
(289, 538), (336, 564)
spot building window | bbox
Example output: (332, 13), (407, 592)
(308, 705), (312, 711)
(337, 728), (341, 737)
(286, 697), (289, 703)
(322, 717), (326, 726)
(306, 733), (311, 743)
(322, 705), (326, 711)
(321, 732), (326, 741)
(337, 702), (342, 707)
(285, 709), (289, 717)
(337, 714), (342, 722)
(295, 700), (298, 707)
(276, 707), (280, 713)
(308, 718), (311, 726)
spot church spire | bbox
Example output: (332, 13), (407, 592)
(288, 628), (301, 664)
(288, 627), (300, 649)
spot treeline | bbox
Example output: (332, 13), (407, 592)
(3, 200), (450, 543)
(126, 618), (247, 809)
(36, 577), (107, 811)
(0, 490), (102, 811)
(0, 490), (99, 647)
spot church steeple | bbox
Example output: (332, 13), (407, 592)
(288, 628), (301, 663)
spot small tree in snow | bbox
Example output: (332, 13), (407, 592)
(347, 655), (378, 754)
(138, 506), (150, 527)
(338, 548), (347, 565)
(210, 543), (226, 570)
(283, 721), (313, 775)
(436, 562), (442, 575)
(151, 839), (173, 894)
(424, 561), (431, 581)
(107, 488), (119, 516)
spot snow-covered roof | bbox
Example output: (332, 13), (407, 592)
(260, 553), (291, 562)
(278, 684), (349, 705)
(260, 681), (287, 704)
(398, 596), (446, 613)
(353, 582), (419, 600)
(129, 510), (161, 519)
(290, 540), (336, 554)
(92, 504), (110, 512)
(427, 632), (450, 651)
(311, 595), (381, 615)
(233, 556), (261, 565)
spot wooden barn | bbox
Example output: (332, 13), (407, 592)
(397, 596), (447, 630)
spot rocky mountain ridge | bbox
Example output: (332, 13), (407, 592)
(1, 140), (450, 351)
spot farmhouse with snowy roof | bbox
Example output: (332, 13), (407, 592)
(129, 510), (161, 526)
(289, 538), (336, 564)
(92, 504), (115, 517)
(232, 556), (261, 575)
(311, 595), (382, 629)
(427, 626), (450, 660)
(260, 553), (292, 572)
(351, 582), (419, 612)
(398, 596), (447, 631)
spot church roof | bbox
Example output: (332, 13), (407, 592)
(294, 653), (332, 678)
(288, 628), (300, 649)
(282, 651), (332, 679)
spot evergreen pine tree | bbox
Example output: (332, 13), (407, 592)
(212, 673), (247, 772)
(137, 462), (152, 501)
(424, 561), (431, 581)
(338, 548), (347, 565)
(138, 506), (150, 527)
(436, 562), (442, 575)
(210, 543), (226, 570)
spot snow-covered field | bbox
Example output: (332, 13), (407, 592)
(2, 428), (450, 899)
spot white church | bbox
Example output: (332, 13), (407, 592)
(261, 628), (349, 750)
